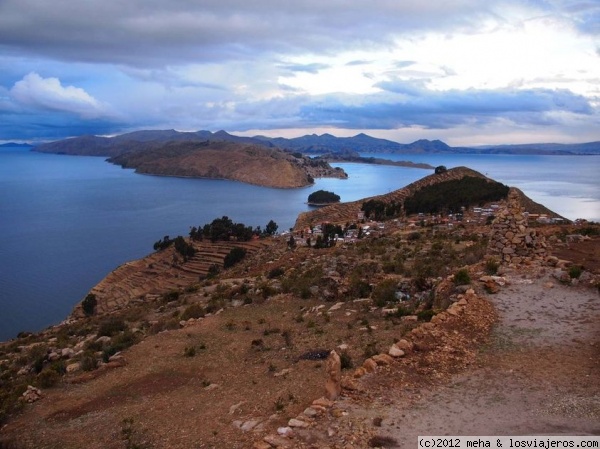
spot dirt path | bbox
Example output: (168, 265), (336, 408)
(328, 268), (600, 446)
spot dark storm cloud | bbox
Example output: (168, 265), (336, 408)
(293, 87), (594, 130)
(0, 0), (497, 67)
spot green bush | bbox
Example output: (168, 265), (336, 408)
(568, 265), (583, 279)
(81, 293), (97, 316)
(102, 331), (138, 362)
(485, 258), (499, 275)
(224, 247), (247, 268)
(454, 268), (471, 285)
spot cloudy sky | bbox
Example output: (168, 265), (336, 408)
(0, 0), (598, 145)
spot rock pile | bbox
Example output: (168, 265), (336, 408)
(21, 385), (42, 403)
(488, 189), (547, 265)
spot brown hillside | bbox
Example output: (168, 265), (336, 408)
(109, 141), (346, 188)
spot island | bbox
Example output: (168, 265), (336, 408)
(307, 189), (341, 206)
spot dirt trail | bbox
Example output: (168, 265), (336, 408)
(337, 268), (600, 445)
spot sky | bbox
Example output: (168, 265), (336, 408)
(0, 0), (599, 146)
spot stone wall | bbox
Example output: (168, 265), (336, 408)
(488, 189), (547, 265)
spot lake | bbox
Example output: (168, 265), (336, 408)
(1, 147), (599, 340)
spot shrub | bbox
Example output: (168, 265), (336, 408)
(181, 303), (205, 321)
(224, 247), (247, 268)
(207, 264), (221, 278)
(183, 346), (196, 357)
(417, 309), (436, 321)
(161, 290), (181, 303)
(81, 293), (97, 316)
(454, 268), (471, 285)
(102, 331), (138, 362)
(363, 342), (379, 358)
(407, 231), (421, 241)
(98, 317), (127, 337)
(268, 267), (285, 279)
(80, 353), (97, 372)
(371, 279), (398, 307)
(37, 369), (60, 388)
(568, 265), (583, 279)
(340, 351), (353, 370)
(434, 165), (447, 174)
(485, 258), (499, 275)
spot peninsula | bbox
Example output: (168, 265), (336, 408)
(35, 134), (348, 188)
(107, 141), (347, 188)
(312, 150), (434, 169)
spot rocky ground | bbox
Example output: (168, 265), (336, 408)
(0, 229), (598, 448)
(314, 264), (599, 447)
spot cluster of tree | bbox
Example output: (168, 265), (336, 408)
(153, 235), (196, 260)
(308, 189), (340, 204)
(361, 199), (403, 220)
(189, 216), (278, 242)
(404, 176), (510, 215)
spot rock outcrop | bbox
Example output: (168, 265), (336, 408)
(324, 351), (342, 400)
(488, 188), (548, 265)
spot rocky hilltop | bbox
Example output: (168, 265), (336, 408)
(294, 166), (563, 230)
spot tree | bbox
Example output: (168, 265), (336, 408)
(435, 165), (447, 174)
(224, 247), (247, 268)
(288, 234), (296, 249)
(82, 293), (97, 316)
(265, 220), (278, 236)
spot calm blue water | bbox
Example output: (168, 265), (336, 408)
(1, 148), (599, 340)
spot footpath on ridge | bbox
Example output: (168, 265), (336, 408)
(307, 265), (600, 446)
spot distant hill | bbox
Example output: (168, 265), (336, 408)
(0, 142), (33, 148)
(257, 133), (600, 155)
(33, 129), (600, 156)
(469, 141), (600, 155)
(33, 130), (271, 157)
(254, 133), (454, 154)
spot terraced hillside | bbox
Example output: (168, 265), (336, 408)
(72, 239), (273, 317)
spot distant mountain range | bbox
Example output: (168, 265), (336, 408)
(0, 142), (33, 148)
(32, 129), (600, 156)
